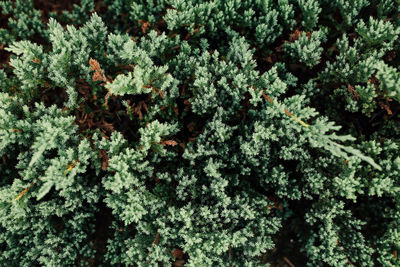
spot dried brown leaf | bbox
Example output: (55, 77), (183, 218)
(89, 58), (108, 83)
(173, 249), (184, 259)
(161, 140), (178, 146)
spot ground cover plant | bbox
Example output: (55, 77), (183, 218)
(0, 0), (400, 266)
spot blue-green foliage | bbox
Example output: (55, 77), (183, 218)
(0, 94), (99, 266)
(284, 29), (327, 67)
(0, 1), (400, 266)
(0, 0), (45, 44)
(297, 0), (321, 30)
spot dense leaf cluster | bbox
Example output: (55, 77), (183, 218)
(0, 0), (399, 266)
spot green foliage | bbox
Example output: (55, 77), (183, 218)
(285, 29), (327, 67)
(0, 93), (99, 266)
(49, 0), (95, 25)
(297, 0), (321, 30)
(0, 0), (45, 44)
(323, 0), (370, 25)
(320, 16), (400, 115)
(1, 1), (399, 266)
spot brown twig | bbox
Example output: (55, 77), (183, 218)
(283, 256), (295, 267)
(256, 87), (310, 128)
(14, 181), (36, 201)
